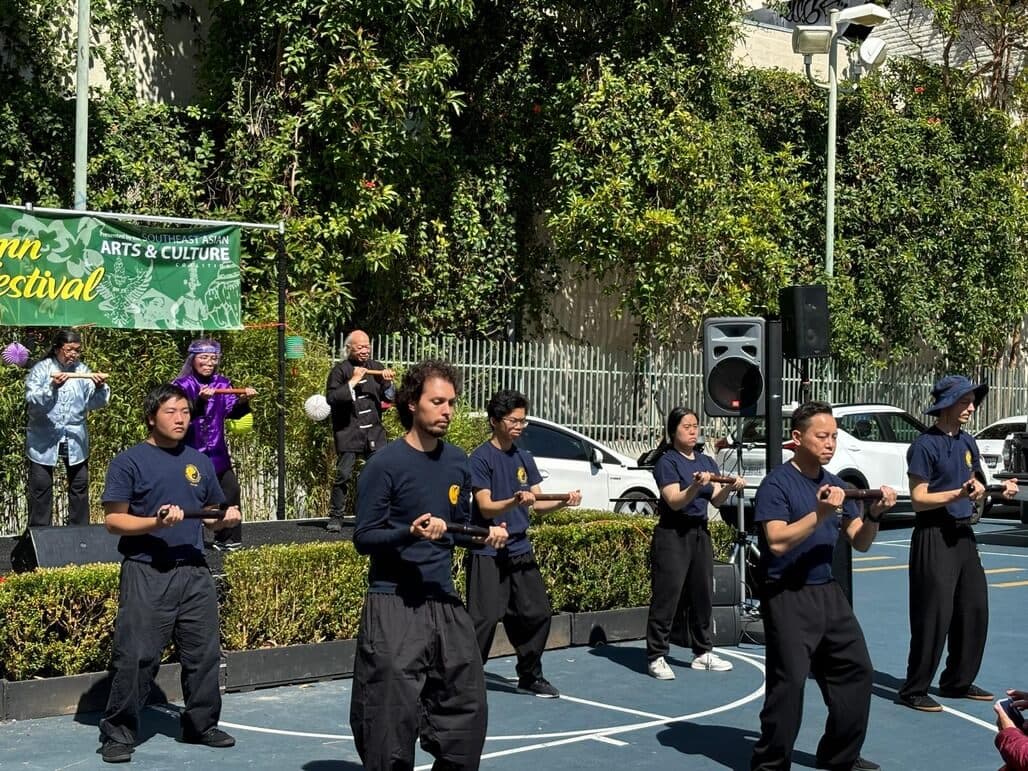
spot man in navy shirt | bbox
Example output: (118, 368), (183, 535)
(898, 376), (1018, 712)
(349, 360), (508, 771)
(98, 383), (242, 764)
(751, 401), (896, 771)
(465, 389), (582, 698)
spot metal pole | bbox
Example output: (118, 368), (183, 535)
(825, 9), (840, 278)
(73, 0), (90, 210)
(276, 225), (287, 520)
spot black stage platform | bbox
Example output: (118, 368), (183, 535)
(0, 518), (353, 574)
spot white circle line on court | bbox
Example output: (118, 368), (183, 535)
(215, 646), (767, 744)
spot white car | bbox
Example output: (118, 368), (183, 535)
(715, 403), (928, 504)
(976, 415), (1027, 486)
(517, 416), (659, 515)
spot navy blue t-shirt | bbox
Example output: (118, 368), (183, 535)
(470, 441), (542, 558)
(907, 426), (982, 521)
(754, 462), (860, 585)
(102, 441), (225, 563)
(354, 438), (471, 600)
(653, 449), (720, 525)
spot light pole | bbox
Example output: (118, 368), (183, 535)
(792, 3), (891, 277)
(74, 0), (90, 210)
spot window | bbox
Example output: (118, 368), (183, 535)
(978, 422), (1026, 441)
(738, 418), (790, 444)
(879, 412), (927, 443)
(518, 424), (590, 462)
(837, 413), (882, 442)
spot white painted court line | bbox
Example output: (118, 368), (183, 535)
(874, 540), (1028, 560)
(414, 648), (768, 768)
(558, 694), (671, 720)
(984, 568), (1023, 574)
(873, 684), (997, 732)
(589, 735), (630, 746)
(853, 565), (907, 572)
(853, 556), (896, 562)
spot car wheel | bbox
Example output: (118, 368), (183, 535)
(615, 490), (656, 516)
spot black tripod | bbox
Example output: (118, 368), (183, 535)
(726, 416), (762, 614)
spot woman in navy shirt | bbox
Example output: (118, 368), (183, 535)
(645, 406), (744, 680)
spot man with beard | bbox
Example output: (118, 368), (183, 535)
(349, 360), (508, 770)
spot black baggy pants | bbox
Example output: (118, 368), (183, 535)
(329, 449), (376, 519)
(28, 455), (89, 527)
(466, 552), (552, 682)
(212, 466), (242, 546)
(100, 559), (222, 746)
(645, 521), (714, 660)
(349, 592), (487, 771)
(751, 581), (873, 771)
(899, 512), (987, 699)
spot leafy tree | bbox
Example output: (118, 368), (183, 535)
(547, 52), (813, 345)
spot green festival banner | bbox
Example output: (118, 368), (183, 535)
(0, 209), (242, 330)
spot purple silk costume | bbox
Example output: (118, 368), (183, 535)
(172, 372), (237, 475)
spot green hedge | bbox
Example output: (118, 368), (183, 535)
(0, 513), (735, 680)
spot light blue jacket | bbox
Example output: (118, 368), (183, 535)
(25, 357), (110, 466)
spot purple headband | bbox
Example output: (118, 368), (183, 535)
(188, 341), (221, 356)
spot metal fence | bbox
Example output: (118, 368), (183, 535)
(367, 333), (1028, 451)
(6, 335), (1026, 535)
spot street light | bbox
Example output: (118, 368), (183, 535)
(792, 3), (891, 277)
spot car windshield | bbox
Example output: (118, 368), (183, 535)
(735, 409), (925, 444)
(978, 422), (1027, 440)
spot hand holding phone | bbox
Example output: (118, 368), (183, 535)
(999, 697), (1024, 729)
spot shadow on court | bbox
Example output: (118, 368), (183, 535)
(583, 640), (648, 675)
(656, 721), (764, 770)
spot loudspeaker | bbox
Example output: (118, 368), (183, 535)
(780, 284), (830, 358)
(711, 561), (741, 606)
(671, 605), (742, 647)
(27, 525), (122, 569)
(702, 317), (765, 417)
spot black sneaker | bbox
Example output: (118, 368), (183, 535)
(325, 517), (343, 533)
(897, 693), (942, 712)
(101, 739), (133, 763)
(518, 677), (559, 698)
(852, 757), (881, 770)
(939, 684), (993, 701)
(182, 727), (236, 748)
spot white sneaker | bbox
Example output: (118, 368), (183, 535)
(691, 652), (733, 671)
(647, 656), (675, 680)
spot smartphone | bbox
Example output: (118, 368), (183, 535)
(1000, 698), (1024, 729)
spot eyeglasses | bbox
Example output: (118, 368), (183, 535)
(60, 345), (82, 355)
(194, 354), (219, 363)
(502, 417), (529, 427)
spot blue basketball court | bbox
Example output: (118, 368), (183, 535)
(3, 519), (1026, 770)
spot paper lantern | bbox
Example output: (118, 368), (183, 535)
(285, 336), (306, 360)
(304, 394), (331, 421)
(225, 413), (254, 436)
(2, 341), (29, 368)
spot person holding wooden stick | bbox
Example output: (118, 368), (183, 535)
(173, 339), (255, 551)
(465, 389), (581, 698)
(25, 328), (109, 527)
(325, 329), (395, 532)
(645, 406), (743, 681)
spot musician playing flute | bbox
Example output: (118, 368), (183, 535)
(25, 328), (110, 527)
(751, 401), (895, 771)
(645, 407), (744, 680)
(350, 360), (507, 771)
(98, 383), (241, 763)
(465, 389), (582, 699)
(173, 339), (255, 551)
(325, 329), (396, 532)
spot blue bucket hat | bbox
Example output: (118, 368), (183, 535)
(924, 375), (988, 416)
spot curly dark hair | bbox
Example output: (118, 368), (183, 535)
(143, 383), (192, 430)
(396, 359), (463, 430)
(486, 389), (529, 422)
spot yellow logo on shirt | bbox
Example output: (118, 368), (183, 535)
(185, 464), (201, 486)
(449, 484), (460, 505)
(965, 450), (972, 468)
(517, 466), (528, 484)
